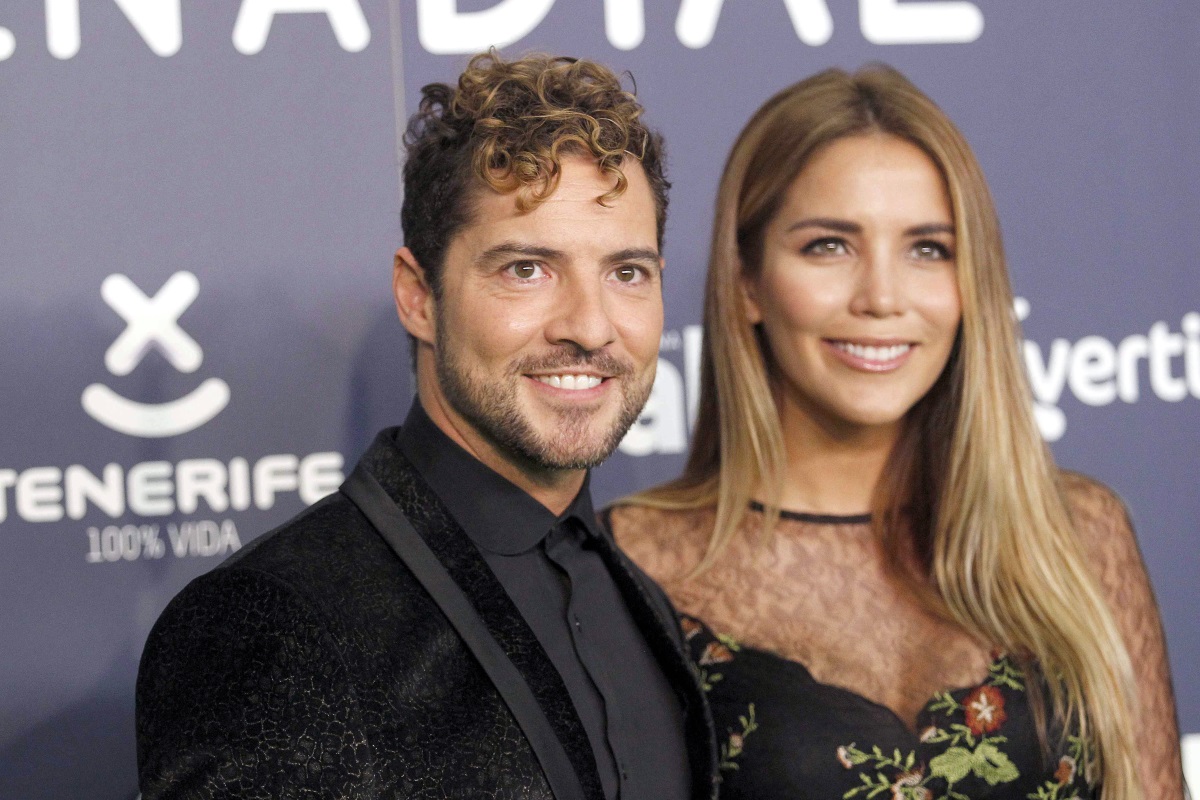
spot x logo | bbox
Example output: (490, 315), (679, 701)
(102, 271), (202, 375)
(84, 270), (230, 437)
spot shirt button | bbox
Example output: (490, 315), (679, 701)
(572, 615), (582, 631)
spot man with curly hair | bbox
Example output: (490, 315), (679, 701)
(136, 52), (718, 799)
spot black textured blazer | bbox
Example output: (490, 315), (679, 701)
(136, 430), (718, 799)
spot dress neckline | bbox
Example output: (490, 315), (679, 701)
(748, 500), (872, 526)
(687, 611), (1006, 736)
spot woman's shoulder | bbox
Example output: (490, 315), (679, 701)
(1055, 470), (1136, 549)
(1054, 470), (1149, 600)
(1057, 470), (1130, 518)
(603, 502), (716, 584)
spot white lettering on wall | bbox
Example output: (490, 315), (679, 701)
(17, 468), (63, 523)
(65, 464), (125, 520)
(232, 0), (370, 55)
(252, 455), (300, 509)
(416, 0), (554, 54)
(0, 453), (343, 524)
(20, 0), (986, 58)
(128, 461), (175, 516)
(859, 0), (983, 45)
(1020, 299), (1200, 442)
(0, 26), (16, 61)
(1182, 734), (1199, 800)
(677, 0), (833, 49)
(46, 0), (182, 59)
(605, 0), (645, 50)
(176, 459), (231, 514)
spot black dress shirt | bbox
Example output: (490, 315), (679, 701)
(397, 401), (690, 800)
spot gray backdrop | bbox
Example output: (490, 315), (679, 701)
(1, 1), (1196, 797)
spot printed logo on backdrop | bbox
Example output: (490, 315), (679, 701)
(82, 271), (230, 438)
(1018, 298), (1200, 442)
(414, 0), (984, 54)
(0, 0), (983, 62)
(0, 272), (344, 567)
(0, 0), (370, 60)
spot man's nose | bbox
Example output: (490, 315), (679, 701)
(544, 278), (618, 352)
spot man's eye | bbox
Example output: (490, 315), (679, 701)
(613, 266), (644, 284)
(508, 261), (545, 279)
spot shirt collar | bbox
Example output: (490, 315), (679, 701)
(395, 400), (600, 555)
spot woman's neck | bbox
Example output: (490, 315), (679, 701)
(765, 401), (900, 516)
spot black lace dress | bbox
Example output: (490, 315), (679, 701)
(683, 612), (1097, 800)
(610, 472), (1185, 798)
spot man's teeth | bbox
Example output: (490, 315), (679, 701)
(833, 342), (911, 362)
(535, 374), (603, 390)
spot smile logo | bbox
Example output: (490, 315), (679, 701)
(82, 272), (230, 438)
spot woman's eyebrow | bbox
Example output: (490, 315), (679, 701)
(905, 223), (955, 237)
(785, 218), (860, 234)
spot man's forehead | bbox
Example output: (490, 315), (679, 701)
(454, 157), (658, 247)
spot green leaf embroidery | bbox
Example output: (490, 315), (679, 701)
(929, 746), (974, 784)
(972, 742), (1020, 785)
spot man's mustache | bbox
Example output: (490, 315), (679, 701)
(514, 349), (634, 378)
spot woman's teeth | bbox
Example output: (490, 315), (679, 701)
(535, 374), (603, 390)
(833, 342), (911, 362)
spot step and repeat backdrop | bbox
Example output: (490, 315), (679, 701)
(1, 1), (1197, 797)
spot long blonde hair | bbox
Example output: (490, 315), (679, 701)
(628, 65), (1139, 798)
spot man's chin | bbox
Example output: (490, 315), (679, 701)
(513, 412), (633, 471)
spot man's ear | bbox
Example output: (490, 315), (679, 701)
(740, 268), (763, 325)
(393, 247), (436, 345)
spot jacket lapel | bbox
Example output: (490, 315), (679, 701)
(356, 431), (605, 800)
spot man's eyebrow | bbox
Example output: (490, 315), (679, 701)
(477, 242), (566, 264)
(605, 247), (661, 266)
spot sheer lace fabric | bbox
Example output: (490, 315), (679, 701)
(608, 472), (1182, 797)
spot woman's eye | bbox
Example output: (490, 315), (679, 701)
(911, 240), (953, 260)
(802, 238), (847, 256)
(508, 261), (545, 280)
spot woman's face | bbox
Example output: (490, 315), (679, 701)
(743, 133), (961, 439)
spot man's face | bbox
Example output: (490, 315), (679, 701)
(418, 154), (663, 474)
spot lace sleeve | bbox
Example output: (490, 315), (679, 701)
(1062, 473), (1185, 798)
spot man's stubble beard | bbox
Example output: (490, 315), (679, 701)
(434, 314), (653, 471)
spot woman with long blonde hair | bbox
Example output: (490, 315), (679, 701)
(608, 65), (1183, 799)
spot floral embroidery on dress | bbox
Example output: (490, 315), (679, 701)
(680, 615), (760, 771)
(837, 656), (1096, 800)
(719, 704), (758, 772)
(696, 628), (740, 691)
(1026, 736), (1093, 800)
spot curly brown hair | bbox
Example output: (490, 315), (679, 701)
(401, 51), (668, 295)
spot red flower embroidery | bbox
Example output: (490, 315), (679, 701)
(1055, 755), (1077, 784)
(836, 746), (854, 769)
(699, 641), (734, 666)
(680, 616), (702, 641)
(963, 685), (1007, 735)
